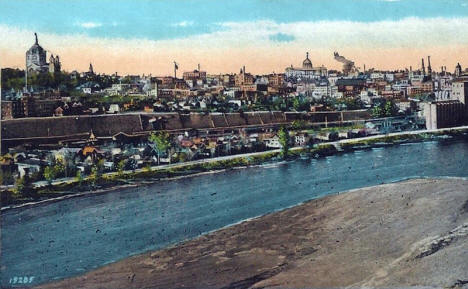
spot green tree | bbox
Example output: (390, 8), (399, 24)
(371, 100), (397, 118)
(89, 165), (98, 187)
(53, 160), (65, 179)
(117, 159), (126, 177)
(43, 166), (55, 186)
(148, 131), (171, 165)
(371, 105), (383, 118)
(291, 120), (307, 130)
(384, 100), (397, 117)
(278, 127), (290, 159)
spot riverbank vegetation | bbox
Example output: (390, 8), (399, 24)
(2, 128), (468, 208)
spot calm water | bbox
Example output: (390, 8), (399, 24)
(2, 139), (468, 287)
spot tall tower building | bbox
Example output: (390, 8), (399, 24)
(49, 54), (61, 73)
(26, 33), (48, 74)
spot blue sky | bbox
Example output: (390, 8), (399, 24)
(1, 0), (468, 41)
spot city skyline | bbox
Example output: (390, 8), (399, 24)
(1, 0), (468, 75)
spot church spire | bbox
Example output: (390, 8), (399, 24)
(35, 32), (38, 44)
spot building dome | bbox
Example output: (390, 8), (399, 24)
(302, 52), (312, 69)
(27, 33), (45, 55)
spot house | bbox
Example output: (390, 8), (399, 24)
(107, 104), (120, 114)
(16, 159), (42, 178)
(54, 106), (64, 117)
(264, 135), (282, 149)
(80, 82), (101, 94)
(103, 161), (114, 171)
(78, 146), (104, 163)
(294, 133), (310, 146)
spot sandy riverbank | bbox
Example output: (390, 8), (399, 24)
(33, 178), (468, 289)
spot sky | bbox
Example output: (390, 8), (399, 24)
(1, 0), (468, 75)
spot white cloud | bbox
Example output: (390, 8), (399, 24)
(77, 22), (102, 29)
(5, 17), (468, 52)
(2, 17), (468, 73)
(171, 21), (194, 27)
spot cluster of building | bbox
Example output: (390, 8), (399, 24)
(2, 33), (468, 184)
(2, 34), (468, 133)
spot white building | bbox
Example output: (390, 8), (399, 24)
(264, 135), (282, 148)
(285, 52), (327, 80)
(108, 104), (120, 114)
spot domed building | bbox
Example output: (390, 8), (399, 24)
(285, 52), (327, 81)
(26, 33), (49, 74)
(302, 52), (313, 69)
(26, 33), (61, 76)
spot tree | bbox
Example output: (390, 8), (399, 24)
(89, 166), (99, 187)
(53, 160), (65, 179)
(371, 105), (383, 118)
(148, 131), (171, 165)
(43, 166), (55, 186)
(291, 120), (307, 130)
(117, 159), (126, 177)
(278, 127), (290, 159)
(384, 100), (397, 117)
(371, 100), (398, 118)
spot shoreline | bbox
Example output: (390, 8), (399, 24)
(0, 168), (228, 212)
(34, 177), (468, 289)
(3, 126), (468, 211)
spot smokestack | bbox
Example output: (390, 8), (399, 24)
(198, 63), (200, 71)
(427, 56), (432, 75)
(421, 58), (426, 76)
(243, 66), (246, 74)
(363, 64), (366, 73)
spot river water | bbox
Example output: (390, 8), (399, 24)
(2, 138), (468, 287)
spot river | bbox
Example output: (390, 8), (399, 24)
(2, 138), (468, 287)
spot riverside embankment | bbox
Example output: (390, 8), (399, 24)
(3, 125), (468, 209)
(3, 134), (468, 288)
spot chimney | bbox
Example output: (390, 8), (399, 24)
(427, 56), (432, 75)
(421, 58), (426, 76)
